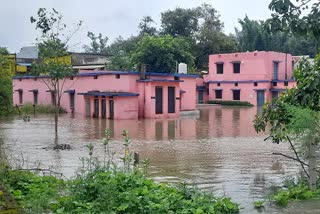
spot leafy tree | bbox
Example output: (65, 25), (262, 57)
(254, 0), (320, 192)
(266, 0), (320, 46)
(160, 7), (199, 37)
(236, 15), (318, 56)
(105, 36), (141, 70)
(131, 35), (194, 72)
(83, 31), (108, 54)
(254, 57), (320, 190)
(138, 16), (158, 36)
(30, 8), (81, 140)
(0, 47), (12, 114)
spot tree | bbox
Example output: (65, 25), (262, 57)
(138, 16), (157, 36)
(131, 35), (194, 72)
(83, 31), (108, 54)
(266, 0), (320, 46)
(254, 57), (320, 190)
(0, 47), (13, 114)
(236, 15), (318, 56)
(160, 7), (199, 37)
(30, 8), (81, 140)
(105, 36), (141, 71)
(254, 0), (320, 191)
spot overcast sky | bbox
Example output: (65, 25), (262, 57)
(0, 0), (272, 53)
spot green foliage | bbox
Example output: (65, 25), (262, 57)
(271, 177), (320, 206)
(208, 100), (253, 107)
(138, 16), (158, 36)
(131, 35), (195, 72)
(0, 166), (64, 213)
(0, 48), (13, 115)
(267, 0), (320, 41)
(83, 31), (109, 54)
(17, 103), (66, 114)
(253, 200), (265, 209)
(236, 15), (318, 56)
(52, 169), (239, 214)
(0, 130), (239, 213)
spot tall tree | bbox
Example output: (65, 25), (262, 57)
(83, 31), (108, 54)
(161, 7), (199, 37)
(131, 35), (194, 72)
(138, 16), (157, 36)
(255, 0), (320, 191)
(31, 8), (81, 141)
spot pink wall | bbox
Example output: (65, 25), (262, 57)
(13, 71), (198, 119)
(206, 51), (293, 82)
(202, 51), (296, 105)
(180, 78), (196, 110)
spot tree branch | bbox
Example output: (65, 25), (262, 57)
(287, 136), (310, 178)
(273, 152), (320, 174)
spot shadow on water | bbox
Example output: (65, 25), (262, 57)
(0, 106), (318, 213)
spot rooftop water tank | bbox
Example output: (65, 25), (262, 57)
(178, 63), (187, 74)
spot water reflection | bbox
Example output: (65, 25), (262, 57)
(0, 106), (311, 213)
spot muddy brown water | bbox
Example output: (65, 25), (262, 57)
(0, 105), (320, 213)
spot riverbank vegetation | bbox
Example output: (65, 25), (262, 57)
(0, 130), (239, 213)
(16, 103), (66, 115)
(270, 177), (320, 206)
(207, 100), (253, 107)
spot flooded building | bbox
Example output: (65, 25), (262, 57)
(12, 71), (198, 119)
(198, 51), (297, 106)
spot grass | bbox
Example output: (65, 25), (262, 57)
(207, 100), (254, 107)
(15, 103), (66, 114)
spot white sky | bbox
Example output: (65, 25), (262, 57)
(0, 0), (272, 53)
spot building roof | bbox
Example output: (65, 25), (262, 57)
(16, 46), (38, 59)
(77, 91), (139, 97)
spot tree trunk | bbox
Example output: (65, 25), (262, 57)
(308, 140), (317, 191)
(54, 92), (59, 143)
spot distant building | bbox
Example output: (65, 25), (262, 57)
(15, 46), (109, 74)
(197, 51), (297, 106)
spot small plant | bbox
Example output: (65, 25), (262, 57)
(22, 114), (30, 122)
(253, 200), (265, 209)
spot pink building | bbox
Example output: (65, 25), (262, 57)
(198, 51), (296, 106)
(13, 71), (198, 119)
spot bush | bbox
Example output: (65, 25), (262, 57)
(0, 130), (239, 214)
(207, 100), (253, 107)
(17, 103), (66, 114)
(271, 177), (320, 206)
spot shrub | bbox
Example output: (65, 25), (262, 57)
(271, 177), (320, 206)
(208, 100), (253, 106)
(17, 103), (66, 114)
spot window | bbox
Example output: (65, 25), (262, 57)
(70, 76), (74, 80)
(215, 90), (222, 99)
(273, 82), (277, 87)
(284, 81), (288, 86)
(18, 90), (23, 104)
(233, 90), (240, 101)
(174, 76), (180, 81)
(216, 63), (224, 74)
(217, 83), (221, 87)
(254, 82), (258, 87)
(116, 74), (120, 79)
(69, 93), (75, 109)
(33, 91), (38, 105)
(233, 62), (241, 73)
(273, 62), (279, 80)
(94, 75), (98, 79)
(234, 82), (238, 87)
(19, 78), (22, 82)
(34, 78), (37, 81)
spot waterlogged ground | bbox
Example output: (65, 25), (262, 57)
(1, 105), (320, 213)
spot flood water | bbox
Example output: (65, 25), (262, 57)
(1, 105), (320, 213)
